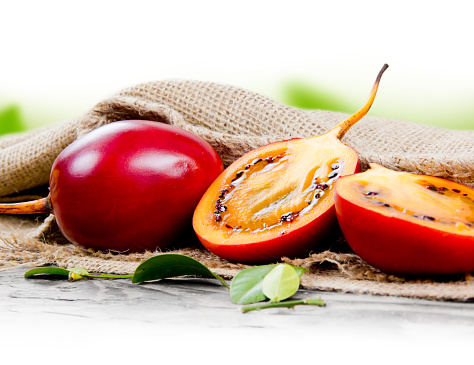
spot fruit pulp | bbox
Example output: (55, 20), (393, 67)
(193, 132), (360, 262)
(338, 164), (474, 234)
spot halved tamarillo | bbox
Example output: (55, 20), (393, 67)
(0, 120), (224, 252)
(193, 64), (389, 264)
(334, 163), (474, 276)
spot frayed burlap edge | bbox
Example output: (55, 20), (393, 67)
(0, 216), (473, 302)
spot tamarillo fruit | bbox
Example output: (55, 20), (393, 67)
(334, 163), (474, 276)
(192, 64), (389, 264)
(0, 120), (224, 252)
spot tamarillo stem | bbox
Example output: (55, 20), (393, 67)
(0, 196), (53, 214)
(334, 63), (389, 140)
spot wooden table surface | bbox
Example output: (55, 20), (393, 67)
(1, 267), (473, 364)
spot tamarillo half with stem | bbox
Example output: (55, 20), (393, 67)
(193, 64), (389, 264)
(0, 120), (224, 252)
(334, 163), (474, 276)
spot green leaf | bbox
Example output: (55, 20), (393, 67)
(262, 264), (300, 303)
(132, 253), (229, 288)
(230, 265), (276, 304)
(230, 264), (307, 304)
(24, 267), (71, 278)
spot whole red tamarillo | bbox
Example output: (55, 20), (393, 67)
(0, 120), (224, 252)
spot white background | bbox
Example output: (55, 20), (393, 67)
(1, 0), (474, 129)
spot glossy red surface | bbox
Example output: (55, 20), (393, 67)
(50, 120), (223, 252)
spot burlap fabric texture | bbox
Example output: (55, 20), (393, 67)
(1, 79), (474, 301)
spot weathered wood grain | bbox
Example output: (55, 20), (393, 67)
(1, 267), (473, 364)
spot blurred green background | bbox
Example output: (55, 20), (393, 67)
(1, 79), (472, 137)
(0, 105), (24, 135)
(279, 79), (474, 130)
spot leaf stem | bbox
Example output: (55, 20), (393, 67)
(241, 298), (326, 313)
(215, 275), (230, 289)
(86, 274), (134, 279)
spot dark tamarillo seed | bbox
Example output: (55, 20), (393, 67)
(219, 189), (229, 198)
(427, 185), (437, 192)
(215, 202), (225, 212)
(328, 171), (338, 179)
(216, 205), (227, 213)
(331, 163), (340, 170)
(231, 171), (244, 182)
(453, 189), (461, 193)
(280, 213), (295, 222)
(315, 183), (329, 190)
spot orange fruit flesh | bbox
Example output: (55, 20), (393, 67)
(193, 133), (359, 246)
(336, 164), (474, 235)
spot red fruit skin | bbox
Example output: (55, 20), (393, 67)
(49, 120), (223, 252)
(334, 188), (474, 276)
(199, 203), (339, 264)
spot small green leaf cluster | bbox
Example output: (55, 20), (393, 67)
(24, 254), (325, 312)
(230, 264), (325, 312)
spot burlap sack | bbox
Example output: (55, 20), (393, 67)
(1, 79), (474, 301)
